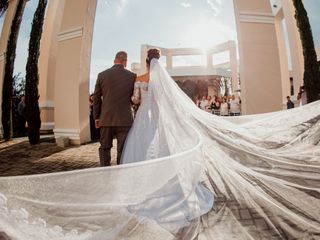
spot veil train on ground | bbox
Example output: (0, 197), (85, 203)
(0, 59), (319, 239)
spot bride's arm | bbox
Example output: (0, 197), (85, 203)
(131, 82), (141, 105)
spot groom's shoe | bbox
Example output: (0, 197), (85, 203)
(99, 148), (111, 166)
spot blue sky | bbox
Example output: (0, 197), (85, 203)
(0, 0), (319, 93)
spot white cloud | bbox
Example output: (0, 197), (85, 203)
(180, 2), (191, 8)
(104, 0), (111, 6)
(182, 16), (236, 52)
(206, 0), (222, 16)
(104, 0), (128, 15)
(117, 0), (128, 14)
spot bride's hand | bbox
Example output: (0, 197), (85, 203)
(95, 119), (100, 129)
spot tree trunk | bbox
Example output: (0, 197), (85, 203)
(25, 0), (48, 145)
(292, 0), (320, 102)
(0, 0), (9, 17)
(1, 0), (26, 141)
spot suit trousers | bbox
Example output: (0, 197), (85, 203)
(99, 126), (131, 166)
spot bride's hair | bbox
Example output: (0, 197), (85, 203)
(146, 48), (161, 65)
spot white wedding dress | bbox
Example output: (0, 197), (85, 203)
(0, 59), (320, 240)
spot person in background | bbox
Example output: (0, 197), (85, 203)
(297, 86), (307, 107)
(220, 97), (229, 116)
(229, 95), (241, 116)
(205, 96), (213, 112)
(17, 95), (26, 137)
(286, 96), (295, 109)
(89, 94), (100, 141)
(211, 95), (221, 115)
(199, 96), (209, 110)
(196, 97), (201, 108)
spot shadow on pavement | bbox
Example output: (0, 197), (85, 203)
(0, 136), (75, 176)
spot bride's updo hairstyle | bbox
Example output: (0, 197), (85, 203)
(146, 48), (161, 66)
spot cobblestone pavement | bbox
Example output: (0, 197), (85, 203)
(0, 136), (315, 240)
(0, 135), (117, 176)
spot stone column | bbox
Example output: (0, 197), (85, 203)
(53, 0), (97, 145)
(229, 41), (238, 93)
(274, 9), (290, 107)
(280, 0), (304, 96)
(233, 0), (283, 114)
(206, 53), (212, 68)
(140, 44), (148, 74)
(38, 0), (65, 133)
(0, 0), (20, 138)
(166, 53), (173, 70)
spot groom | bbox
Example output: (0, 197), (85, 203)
(93, 51), (136, 166)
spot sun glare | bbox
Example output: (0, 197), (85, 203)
(184, 18), (218, 50)
(183, 17), (236, 51)
(174, 16), (237, 66)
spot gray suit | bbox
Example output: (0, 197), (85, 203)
(93, 64), (136, 166)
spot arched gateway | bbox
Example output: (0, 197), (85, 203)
(0, 0), (304, 144)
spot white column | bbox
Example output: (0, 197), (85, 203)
(274, 10), (290, 107)
(229, 42), (238, 93)
(38, 0), (65, 132)
(166, 53), (173, 70)
(281, 0), (304, 96)
(233, 0), (283, 114)
(206, 53), (213, 68)
(140, 44), (148, 74)
(53, 0), (97, 145)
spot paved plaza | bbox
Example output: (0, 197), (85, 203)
(0, 135), (117, 176)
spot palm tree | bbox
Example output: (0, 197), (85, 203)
(0, 0), (9, 17)
(1, 0), (26, 141)
(25, 0), (48, 144)
(292, 0), (320, 102)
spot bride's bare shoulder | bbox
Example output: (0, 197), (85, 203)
(136, 73), (149, 82)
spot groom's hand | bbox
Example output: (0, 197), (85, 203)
(95, 119), (100, 129)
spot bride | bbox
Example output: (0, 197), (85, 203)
(0, 49), (320, 240)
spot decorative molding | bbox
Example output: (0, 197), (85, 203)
(39, 101), (54, 108)
(239, 12), (275, 24)
(40, 122), (54, 130)
(58, 27), (83, 42)
(54, 128), (80, 140)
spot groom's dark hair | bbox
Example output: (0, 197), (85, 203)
(115, 51), (127, 62)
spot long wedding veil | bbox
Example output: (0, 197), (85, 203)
(0, 59), (320, 239)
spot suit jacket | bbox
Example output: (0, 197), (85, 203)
(93, 64), (136, 127)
